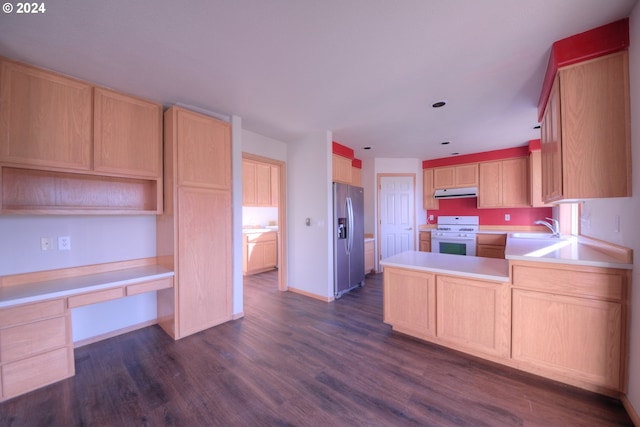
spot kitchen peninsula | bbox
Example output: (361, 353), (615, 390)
(381, 234), (632, 398)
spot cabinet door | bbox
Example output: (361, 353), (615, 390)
(93, 88), (162, 178)
(455, 163), (478, 187)
(541, 75), (562, 202)
(332, 154), (352, 184)
(177, 110), (231, 189)
(529, 151), (547, 207)
(351, 166), (362, 187)
(0, 60), (92, 170)
(512, 289), (622, 390)
(478, 161), (502, 208)
(422, 169), (439, 210)
(436, 275), (510, 357)
(501, 157), (529, 207)
(433, 167), (455, 188)
(364, 240), (375, 273)
(270, 165), (279, 207)
(255, 163), (271, 206)
(383, 267), (436, 340)
(242, 159), (257, 205)
(177, 187), (232, 337)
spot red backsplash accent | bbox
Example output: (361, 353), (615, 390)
(427, 197), (552, 226)
(422, 146), (529, 168)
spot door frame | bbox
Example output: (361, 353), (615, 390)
(242, 152), (287, 291)
(376, 173), (417, 269)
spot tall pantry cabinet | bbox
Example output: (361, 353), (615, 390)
(157, 106), (233, 339)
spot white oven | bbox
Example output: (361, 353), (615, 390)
(431, 216), (479, 256)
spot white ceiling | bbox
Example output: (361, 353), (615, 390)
(0, 0), (637, 160)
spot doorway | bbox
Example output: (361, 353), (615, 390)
(377, 174), (416, 261)
(242, 153), (287, 291)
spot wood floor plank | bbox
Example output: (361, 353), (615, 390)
(0, 271), (633, 426)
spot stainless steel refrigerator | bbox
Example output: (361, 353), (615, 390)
(333, 182), (365, 298)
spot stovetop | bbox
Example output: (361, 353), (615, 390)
(435, 216), (479, 233)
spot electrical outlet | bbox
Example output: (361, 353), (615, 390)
(58, 236), (71, 251)
(505, 214), (510, 221)
(40, 237), (53, 251)
(429, 214), (434, 221)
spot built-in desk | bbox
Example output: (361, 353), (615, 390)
(0, 258), (174, 402)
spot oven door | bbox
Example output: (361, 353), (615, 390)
(431, 235), (476, 256)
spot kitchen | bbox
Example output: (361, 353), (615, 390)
(0, 0), (639, 424)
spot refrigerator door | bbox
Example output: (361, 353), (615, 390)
(348, 185), (365, 288)
(333, 183), (350, 297)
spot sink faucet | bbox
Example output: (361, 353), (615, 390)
(534, 217), (560, 237)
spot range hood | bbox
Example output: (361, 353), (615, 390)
(433, 187), (478, 199)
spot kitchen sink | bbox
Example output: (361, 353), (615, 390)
(509, 232), (568, 240)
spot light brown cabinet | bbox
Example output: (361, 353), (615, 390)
(243, 231), (278, 275)
(529, 150), (547, 207)
(157, 107), (232, 340)
(242, 158), (278, 207)
(436, 275), (510, 358)
(540, 51), (631, 203)
(419, 231), (431, 252)
(0, 299), (74, 401)
(364, 239), (375, 274)
(351, 166), (362, 186)
(422, 169), (439, 210)
(93, 87), (162, 179)
(332, 153), (352, 184)
(476, 233), (506, 259)
(383, 267), (436, 341)
(478, 158), (529, 208)
(511, 260), (628, 393)
(433, 163), (478, 189)
(0, 58), (163, 214)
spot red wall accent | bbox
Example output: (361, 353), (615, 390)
(332, 141), (354, 159)
(537, 18), (629, 122)
(427, 198), (552, 226)
(528, 139), (541, 151)
(352, 158), (362, 168)
(422, 146), (529, 168)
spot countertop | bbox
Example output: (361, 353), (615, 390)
(505, 234), (633, 269)
(380, 251), (509, 282)
(0, 265), (175, 309)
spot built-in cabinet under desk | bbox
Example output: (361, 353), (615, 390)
(0, 258), (174, 402)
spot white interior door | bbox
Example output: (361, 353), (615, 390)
(379, 175), (415, 260)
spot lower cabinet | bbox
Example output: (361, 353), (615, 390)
(0, 299), (74, 401)
(364, 239), (375, 274)
(419, 231), (431, 252)
(243, 231), (277, 275)
(436, 275), (510, 358)
(383, 267), (436, 340)
(476, 233), (506, 259)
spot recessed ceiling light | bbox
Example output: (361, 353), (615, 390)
(451, 152), (460, 156)
(363, 146), (372, 150)
(432, 101), (446, 108)
(441, 141), (450, 145)
(533, 124), (541, 130)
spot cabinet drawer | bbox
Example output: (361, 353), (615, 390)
(0, 299), (65, 328)
(512, 264), (624, 301)
(476, 233), (506, 245)
(2, 346), (73, 399)
(419, 231), (431, 242)
(245, 232), (277, 243)
(0, 316), (67, 363)
(67, 287), (124, 308)
(126, 277), (173, 296)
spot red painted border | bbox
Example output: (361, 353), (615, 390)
(528, 139), (541, 152)
(537, 18), (629, 122)
(422, 146), (529, 169)
(352, 158), (362, 169)
(332, 141), (354, 159)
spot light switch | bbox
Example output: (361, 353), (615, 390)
(58, 236), (71, 251)
(505, 214), (510, 221)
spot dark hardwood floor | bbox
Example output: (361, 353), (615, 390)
(0, 271), (633, 426)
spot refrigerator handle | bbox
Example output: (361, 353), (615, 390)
(346, 196), (354, 255)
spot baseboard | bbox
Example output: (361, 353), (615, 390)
(287, 287), (333, 302)
(622, 395), (640, 426)
(73, 319), (158, 348)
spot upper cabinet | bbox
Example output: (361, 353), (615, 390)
(433, 163), (478, 189)
(0, 58), (163, 214)
(93, 87), (162, 179)
(332, 153), (352, 184)
(478, 157), (529, 208)
(0, 60), (92, 171)
(422, 168), (439, 210)
(243, 157), (278, 207)
(538, 20), (631, 203)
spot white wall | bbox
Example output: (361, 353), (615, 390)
(0, 215), (158, 342)
(242, 129), (287, 162)
(580, 5), (639, 415)
(231, 115), (244, 316)
(287, 131), (333, 299)
(361, 158), (376, 235)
